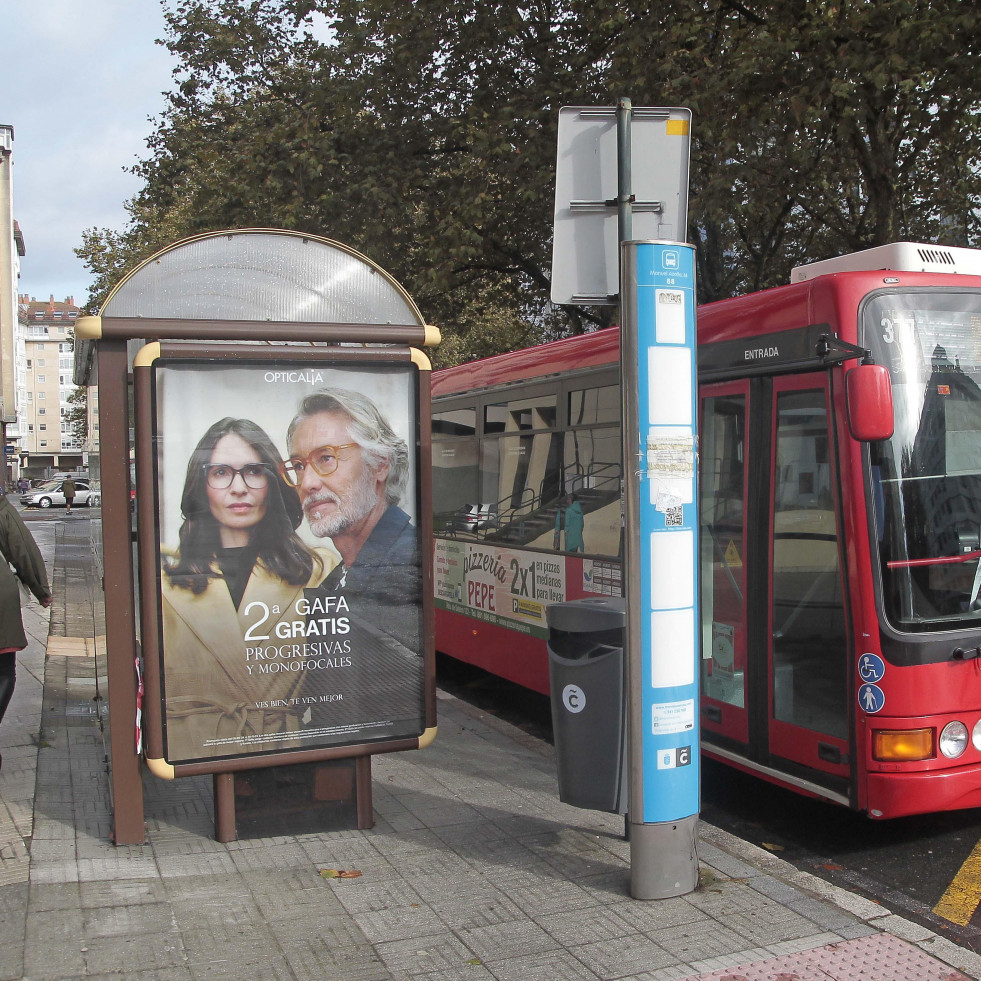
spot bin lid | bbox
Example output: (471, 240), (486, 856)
(546, 597), (626, 633)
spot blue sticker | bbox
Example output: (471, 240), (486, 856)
(858, 683), (885, 714)
(857, 653), (885, 684)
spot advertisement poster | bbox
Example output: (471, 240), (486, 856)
(152, 359), (425, 764)
(434, 539), (567, 638)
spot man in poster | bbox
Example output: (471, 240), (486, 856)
(281, 388), (424, 742)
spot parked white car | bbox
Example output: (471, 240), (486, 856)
(20, 478), (92, 509)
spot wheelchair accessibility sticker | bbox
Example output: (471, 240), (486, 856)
(858, 653), (885, 684)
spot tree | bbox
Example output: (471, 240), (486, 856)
(75, 0), (981, 363)
(65, 386), (88, 447)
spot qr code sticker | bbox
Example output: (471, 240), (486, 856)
(665, 506), (683, 527)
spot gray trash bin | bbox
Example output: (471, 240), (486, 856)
(547, 597), (627, 814)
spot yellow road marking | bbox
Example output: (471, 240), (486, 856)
(933, 838), (981, 926)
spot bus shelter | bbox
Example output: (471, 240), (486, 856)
(73, 229), (439, 844)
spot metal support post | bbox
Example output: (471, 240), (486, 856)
(621, 241), (700, 899)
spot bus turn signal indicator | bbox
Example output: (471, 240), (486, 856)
(873, 728), (934, 762)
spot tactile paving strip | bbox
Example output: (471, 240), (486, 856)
(679, 933), (972, 980)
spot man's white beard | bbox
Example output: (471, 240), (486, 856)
(304, 466), (381, 539)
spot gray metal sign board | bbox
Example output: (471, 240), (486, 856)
(551, 106), (691, 306)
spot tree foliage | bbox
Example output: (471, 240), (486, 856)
(66, 386), (88, 446)
(75, 0), (981, 365)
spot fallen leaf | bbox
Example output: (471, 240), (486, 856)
(820, 862), (843, 871)
(466, 959), (483, 966)
(761, 842), (784, 851)
(319, 868), (362, 879)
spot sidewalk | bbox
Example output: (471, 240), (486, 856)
(1, 512), (980, 980)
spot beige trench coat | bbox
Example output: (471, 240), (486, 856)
(160, 546), (338, 762)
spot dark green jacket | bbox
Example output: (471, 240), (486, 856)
(0, 496), (50, 649)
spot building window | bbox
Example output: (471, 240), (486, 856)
(39, 424), (46, 431)
(40, 441), (47, 447)
(37, 375), (45, 383)
(38, 393), (45, 400)
(38, 408), (45, 415)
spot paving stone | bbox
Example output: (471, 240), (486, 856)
(484, 947), (601, 980)
(79, 878), (167, 909)
(374, 931), (480, 977)
(268, 905), (371, 949)
(654, 919), (778, 964)
(81, 931), (187, 977)
(570, 932), (681, 977)
(328, 877), (428, 916)
(240, 867), (348, 919)
(535, 904), (639, 946)
(0, 942), (24, 981)
(179, 923), (282, 965)
(351, 902), (449, 944)
(455, 917), (561, 963)
(82, 901), (177, 939)
(280, 938), (393, 981)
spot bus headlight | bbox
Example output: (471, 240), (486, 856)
(940, 721), (969, 759)
(972, 720), (981, 752)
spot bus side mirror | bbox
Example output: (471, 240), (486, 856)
(846, 363), (894, 442)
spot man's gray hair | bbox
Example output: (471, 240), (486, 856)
(287, 388), (409, 506)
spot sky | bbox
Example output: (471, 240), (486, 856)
(0, 0), (177, 308)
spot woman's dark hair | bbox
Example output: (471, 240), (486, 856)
(165, 417), (318, 593)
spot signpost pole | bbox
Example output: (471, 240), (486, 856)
(617, 97), (633, 256)
(622, 241), (700, 899)
(552, 102), (696, 897)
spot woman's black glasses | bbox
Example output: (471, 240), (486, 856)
(203, 463), (269, 489)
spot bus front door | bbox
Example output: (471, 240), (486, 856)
(766, 375), (850, 782)
(700, 374), (851, 796)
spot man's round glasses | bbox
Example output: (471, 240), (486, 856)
(278, 444), (358, 487)
(203, 463), (270, 489)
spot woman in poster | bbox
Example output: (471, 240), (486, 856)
(161, 418), (339, 762)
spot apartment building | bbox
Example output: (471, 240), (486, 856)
(0, 124), (19, 486)
(16, 294), (83, 475)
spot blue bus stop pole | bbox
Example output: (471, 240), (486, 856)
(621, 240), (700, 899)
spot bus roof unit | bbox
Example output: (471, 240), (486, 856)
(791, 242), (981, 282)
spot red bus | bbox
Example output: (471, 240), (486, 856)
(432, 242), (981, 819)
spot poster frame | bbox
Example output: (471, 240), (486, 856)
(134, 341), (436, 779)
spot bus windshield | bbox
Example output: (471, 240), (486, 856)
(865, 289), (981, 630)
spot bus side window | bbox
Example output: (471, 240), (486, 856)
(432, 406), (478, 533)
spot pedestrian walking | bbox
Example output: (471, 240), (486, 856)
(0, 488), (52, 771)
(61, 475), (76, 515)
